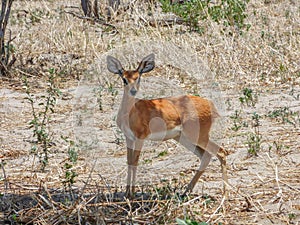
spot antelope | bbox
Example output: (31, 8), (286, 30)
(106, 54), (229, 198)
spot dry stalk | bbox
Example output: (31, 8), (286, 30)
(265, 153), (283, 200)
(206, 195), (226, 223)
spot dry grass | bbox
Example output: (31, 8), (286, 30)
(0, 0), (300, 224)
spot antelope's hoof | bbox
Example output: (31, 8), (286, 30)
(125, 187), (134, 199)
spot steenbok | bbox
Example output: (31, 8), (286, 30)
(107, 54), (229, 198)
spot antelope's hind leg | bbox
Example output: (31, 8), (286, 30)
(183, 150), (212, 195)
(206, 140), (229, 197)
(176, 135), (229, 197)
(174, 135), (212, 195)
(216, 145), (229, 198)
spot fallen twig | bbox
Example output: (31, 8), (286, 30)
(64, 10), (118, 31)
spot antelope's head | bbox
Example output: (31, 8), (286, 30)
(107, 54), (155, 97)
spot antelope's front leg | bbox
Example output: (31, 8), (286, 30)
(125, 139), (143, 198)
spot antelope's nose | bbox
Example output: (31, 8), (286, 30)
(130, 88), (137, 96)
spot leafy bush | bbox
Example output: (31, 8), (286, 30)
(160, 0), (250, 33)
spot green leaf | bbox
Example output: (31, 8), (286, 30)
(64, 163), (72, 169)
(49, 68), (55, 74)
(176, 218), (188, 225)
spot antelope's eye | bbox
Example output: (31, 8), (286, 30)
(122, 78), (129, 85)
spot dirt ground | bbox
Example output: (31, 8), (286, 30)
(0, 0), (300, 224)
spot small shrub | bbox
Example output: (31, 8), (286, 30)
(95, 81), (118, 110)
(246, 132), (261, 156)
(251, 112), (261, 127)
(23, 70), (61, 171)
(239, 87), (257, 107)
(61, 136), (78, 199)
(288, 213), (296, 221)
(230, 110), (242, 131)
(230, 110), (248, 132)
(107, 81), (119, 107)
(113, 125), (125, 145)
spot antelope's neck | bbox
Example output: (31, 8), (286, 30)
(116, 91), (136, 128)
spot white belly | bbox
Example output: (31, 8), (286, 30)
(146, 126), (182, 141)
(118, 118), (181, 141)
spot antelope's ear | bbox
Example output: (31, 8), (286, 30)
(107, 55), (124, 75)
(137, 53), (155, 74)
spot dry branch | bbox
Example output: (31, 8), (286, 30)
(64, 9), (117, 31)
(0, 0), (16, 76)
(148, 17), (184, 27)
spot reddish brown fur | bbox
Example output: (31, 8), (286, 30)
(128, 95), (218, 141)
(123, 71), (140, 81)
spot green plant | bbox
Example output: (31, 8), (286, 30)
(160, 0), (250, 33)
(288, 213), (296, 221)
(154, 184), (173, 199)
(143, 158), (153, 164)
(160, 0), (204, 32)
(95, 81), (119, 110)
(225, 98), (232, 110)
(276, 63), (289, 83)
(270, 141), (290, 156)
(11, 213), (17, 222)
(113, 125), (125, 145)
(106, 81), (119, 108)
(95, 86), (104, 111)
(61, 136), (78, 199)
(29, 9), (48, 24)
(267, 107), (299, 127)
(230, 110), (242, 131)
(246, 132), (261, 156)
(239, 87), (257, 107)
(24, 69), (61, 171)
(230, 110), (248, 131)
(202, 194), (215, 207)
(246, 112), (262, 156)
(251, 112), (261, 128)
(157, 150), (168, 158)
